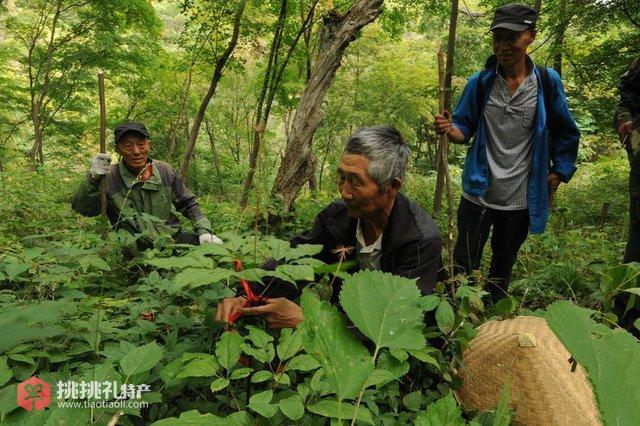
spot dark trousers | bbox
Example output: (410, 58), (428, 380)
(453, 197), (530, 302)
(624, 149), (640, 262)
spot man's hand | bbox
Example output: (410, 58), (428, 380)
(618, 121), (634, 146)
(199, 233), (223, 245)
(240, 298), (304, 329)
(548, 172), (562, 202)
(215, 296), (246, 324)
(433, 111), (466, 143)
(90, 153), (111, 179)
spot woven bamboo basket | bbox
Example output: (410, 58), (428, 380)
(455, 316), (601, 425)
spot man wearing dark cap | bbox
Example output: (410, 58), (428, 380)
(434, 4), (580, 302)
(72, 121), (221, 251)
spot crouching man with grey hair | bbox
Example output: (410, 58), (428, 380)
(216, 125), (443, 328)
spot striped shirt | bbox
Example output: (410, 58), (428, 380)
(464, 60), (538, 210)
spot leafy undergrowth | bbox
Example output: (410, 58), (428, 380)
(1, 157), (640, 424)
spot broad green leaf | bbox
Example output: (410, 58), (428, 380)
(5, 263), (29, 280)
(8, 353), (34, 365)
(151, 409), (251, 426)
(272, 372), (291, 386)
(493, 380), (512, 426)
(286, 354), (321, 371)
(191, 243), (231, 257)
(494, 297), (517, 315)
(284, 244), (323, 261)
(307, 399), (374, 425)
(403, 390), (424, 412)
(635, 318), (640, 332)
(177, 354), (219, 378)
(245, 325), (274, 348)
(216, 332), (243, 370)
(78, 255), (110, 272)
(240, 342), (275, 363)
(364, 369), (396, 388)
(339, 270), (426, 350)
(546, 301), (640, 426)
(600, 264), (640, 297)
(299, 289), (374, 400)
(279, 395), (304, 420)
(277, 328), (303, 361)
(119, 342), (163, 377)
(390, 348), (409, 361)
(229, 367), (253, 380)
(145, 256), (210, 270)
(276, 264), (315, 281)
(172, 268), (235, 292)
(0, 384), (18, 416)
(0, 357), (11, 386)
(419, 295), (440, 312)
(251, 370), (272, 383)
(624, 287), (640, 297)
(210, 377), (230, 392)
(0, 301), (69, 353)
(248, 390), (276, 418)
(408, 349), (440, 369)
(435, 300), (455, 333)
(415, 394), (465, 426)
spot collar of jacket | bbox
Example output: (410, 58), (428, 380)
(118, 158), (162, 190)
(323, 192), (423, 255)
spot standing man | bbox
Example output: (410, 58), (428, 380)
(434, 4), (580, 302)
(72, 121), (222, 251)
(614, 57), (640, 262)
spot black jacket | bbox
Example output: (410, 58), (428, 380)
(261, 193), (442, 303)
(614, 57), (640, 129)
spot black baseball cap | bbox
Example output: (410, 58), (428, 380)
(490, 4), (537, 32)
(114, 122), (150, 144)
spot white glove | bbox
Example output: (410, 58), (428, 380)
(199, 233), (223, 245)
(90, 153), (112, 179)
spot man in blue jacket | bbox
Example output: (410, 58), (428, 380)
(434, 4), (580, 302)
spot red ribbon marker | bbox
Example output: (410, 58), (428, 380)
(228, 259), (268, 325)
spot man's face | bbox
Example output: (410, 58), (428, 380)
(116, 132), (150, 172)
(492, 28), (535, 68)
(337, 153), (398, 219)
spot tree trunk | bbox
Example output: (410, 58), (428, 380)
(552, 1), (568, 78)
(28, 0), (62, 167)
(270, 0), (384, 214)
(166, 62), (195, 161)
(433, 0), (459, 212)
(534, 0), (542, 14)
(241, 0), (318, 206)
(205, 118), (226, 197)
(179, 0), (246, 178)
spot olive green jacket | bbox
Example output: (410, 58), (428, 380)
(614, 57), (640, 129)
(72, 158), (211, 242)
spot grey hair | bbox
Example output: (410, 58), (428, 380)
(344, 125), (410, 189)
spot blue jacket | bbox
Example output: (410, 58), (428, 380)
(452, 55), (580, 234)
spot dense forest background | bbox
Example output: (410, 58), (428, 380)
(1, 0), (640, 424)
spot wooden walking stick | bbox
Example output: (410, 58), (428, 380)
(98, 71), (107, 219)
(437, 47), (456, 283)
(434, 0), (459, 213)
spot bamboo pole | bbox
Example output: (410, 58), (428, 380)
(98, 71), (107, 219)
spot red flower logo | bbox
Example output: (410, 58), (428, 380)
(17, 377), (50, 411)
